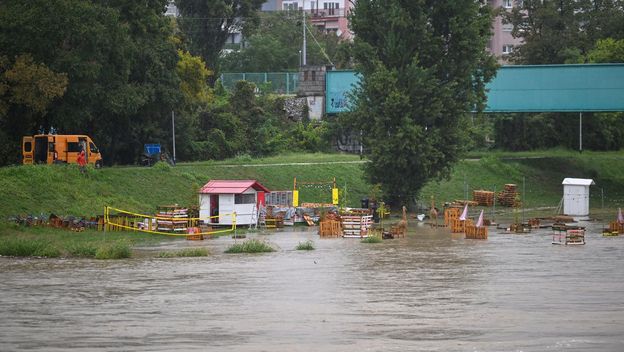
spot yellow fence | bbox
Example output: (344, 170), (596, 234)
(104, 206), (236, 237)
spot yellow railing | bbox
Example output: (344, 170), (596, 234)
(104, 206), (236, 236)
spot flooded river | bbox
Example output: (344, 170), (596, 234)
(1, 222), (624, 351)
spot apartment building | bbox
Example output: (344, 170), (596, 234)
(487, 0), (524, 63)
(166, 0), (524, 62)
(267, 0), (355, 40)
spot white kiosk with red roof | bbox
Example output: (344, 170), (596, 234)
(199, 180), (269, 226)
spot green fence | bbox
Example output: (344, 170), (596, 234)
(220, 72), (300, 95)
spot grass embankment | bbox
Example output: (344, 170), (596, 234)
(3, 151), (624, 220)
(0, 224), (168, 259)
(422, 151), (624, 211)
(0, 153), (367, 219)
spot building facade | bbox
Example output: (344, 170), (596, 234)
(274, 0), (355, 40)
(487, 0), (524, 63)
(167, 1), (522, 60)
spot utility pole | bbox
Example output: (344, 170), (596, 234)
(172, 110), (176, 165)
(579, 112), (583, 153)
(302, 0), (307, 66)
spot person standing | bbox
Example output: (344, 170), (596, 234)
(77, 149), (86, 174)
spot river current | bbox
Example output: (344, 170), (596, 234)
(1, 222), (623, 351)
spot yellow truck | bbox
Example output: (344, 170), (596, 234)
(22, 134), (103, 168)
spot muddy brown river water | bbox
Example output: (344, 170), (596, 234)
(1, 222), (624, 351)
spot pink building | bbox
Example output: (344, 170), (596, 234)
(487, 0), (524, 63)
(276, 0), (354, 40)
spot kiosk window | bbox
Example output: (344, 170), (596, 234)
(235, 194), (255, 204)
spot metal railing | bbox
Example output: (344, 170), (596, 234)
(220, 72), (300, 95)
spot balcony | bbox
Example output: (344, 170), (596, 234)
(302, 8), (347, 18)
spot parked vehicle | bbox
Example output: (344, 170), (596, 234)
(141, 144), (161, 166)
(22, 134), (103, 168)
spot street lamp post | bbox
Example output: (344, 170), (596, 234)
(302, 0), (307, 66)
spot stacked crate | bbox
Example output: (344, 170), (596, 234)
(156, 206), (188, 233)
(465, 224), (488, 239)
(609, 221), (624, 234)
(444, 207), (461, 227)
(497, 184), (520, 207)
(472, 190), (495, 206)
(341, 215), (373, 237)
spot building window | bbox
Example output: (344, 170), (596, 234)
(24, 141), (32, 152)
(502, 44), (514, 54)
(283, 2), (297, 11)
(235, 194), (256, 204)
(502, 23), (513, 32)
(311, 71), (316, 81)
(503, 0), (513, 8)
(304, 70), (309, 81)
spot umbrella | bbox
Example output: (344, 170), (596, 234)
(459, 204), (468, 221)
(476, 209), (484, 228)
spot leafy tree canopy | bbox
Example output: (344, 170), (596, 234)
(0, 0), (180, 165)
(0, 54), (68, 117)
(587, 38), (624, 63)
(176, 0), (265, 77)
(504, 0), (624, 64)
(219, 11), (351, 72)
(349, 0), (497, 205)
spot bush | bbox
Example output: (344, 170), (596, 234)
(225, 239), (275, 253)
(178, 247), (209, 257)
(157, 251), (176, 258)
(361, 235), (382, 244)
(153, 161), (172, 171)
(295, 240), (315, 250)
(95, 242), (131, 259)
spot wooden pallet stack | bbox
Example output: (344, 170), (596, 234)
(609, 221), (624, 234)
(341, 215), (373, 238)
(465, 224), (488, 239)
(444, 207), (461, 227)
(450, 219), (473, 233)
(156, 205), (188, 233)
(473, 190), (495, 206)
(552, 224), (586, 245)
(319, 219), (342, 237)
(497, 184), (520, 207)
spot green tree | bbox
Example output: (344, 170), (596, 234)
(349, 1), (497, 205)
(0, 55), (68, 116)
(175, 0), (265, 77)
(0, 0), (181, 165)
(0, 54), (69, 165)
(587, 38), (624, 63)
(504, 0), (624, 64)
(219, 11), (348, 72)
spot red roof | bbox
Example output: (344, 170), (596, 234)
(199, 180), (270, 194)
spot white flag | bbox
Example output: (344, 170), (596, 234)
(459, 204), (468, 221)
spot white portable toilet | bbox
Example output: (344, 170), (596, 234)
(562, 178), (595, 217)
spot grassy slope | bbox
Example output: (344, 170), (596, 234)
(1, 151), (623, 220)
(0, 153), (369, 218)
